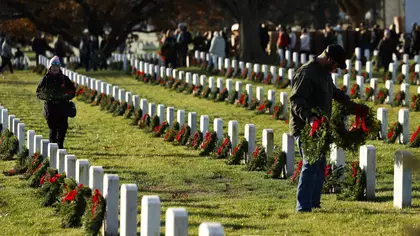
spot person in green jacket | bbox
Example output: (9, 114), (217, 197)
(290, 44), (368, 212)
(36, 56), (76, 149)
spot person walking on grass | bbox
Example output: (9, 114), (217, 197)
(0, 37), (14, 75)
(290, 44), (369, 212)
(36, 56), (76, 149)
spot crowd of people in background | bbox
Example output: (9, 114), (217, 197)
(2, 20), (420, 74)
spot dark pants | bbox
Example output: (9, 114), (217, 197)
(47, 116), (68, 149)
(0, 56), (13, 73)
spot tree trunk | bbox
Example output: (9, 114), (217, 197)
(239, 1), (268, 63)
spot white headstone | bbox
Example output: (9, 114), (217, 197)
(148, 103), (156, 117)
(360, 145), (376, 200)
(355, 47), (361, 60)
(8, 114), (15, 132)
(300, 53), (307, 65)
(214, 118), (223, 140)
(101, 82), (107, 94)
(235, 81), (242, 99)
(403, 54), (409, 64)
(370, 78), (378, 101)
(125, 92), (132, 105)
(402, 64), (409, 79)
(280, 92), (288, 117)
(188, 112), (197, 134)
(267, 90), (276, 112)
(47, 143), (58, 168)
(200, 115), (209, 137)
(364, 49), (370, 61)
(389, 63), (396, 82)
(112, 86), (119, 100)
(356, 76), (365, 98)
(177, 110), (185, 126)
(76, 159), (89, 186)
(217, 77), (224, 91)
(282, 133), (295, 177)
(217, 57), (223, 71)
(253, 64), (261, 73)
(186, 73), (192, 85)
(141, 196), (161, 236)
(293, 52), (299, 68)
(167, 107), (174, 127)
(224, 58), (230, 69)
(34, 134), (42, 154)
(262, 129), (274, 158)
(200, 75), (207, 87)
(165, 208), (188, 236)
(64, 154), (76, 178)
(118, 89), (126, 102)
(246, 62), (252, 76)
(12, 118), (19, 135)
(377, 108), (388, 140)
(239, 61), (245, 73)
(121, 184), (138, 236)
(226, 79), (233, 94)
(270, 66), (277, 84)
(393, 150), (413, 209)
(401, 83), (410, 106)
(157, 104), (165, 124)
(288, 69), (294, 83)
(208, 77), (215, 92)
(199, 222), (224, 236)
(232, 60), (238, 73)
(193, 74), (199, 86)
(17, 123), (25, 151)
(262, 64), (269, 79)
(398, 109), (409, 144)
(140, 99), (148, 114)
(245, 84), (253, 104)
(343, 74), (351, 95)
(278, 68), (285, 79)
(330, 144), (345, 167)
(57, 149), (67, 173)
(244, 124), (256, 162)
(331, 73), (339, 86)
(102, 174), (119, 236)
(106, 84), (112, 96)
(385, 80), (394, 104)
(345, 60), (352, 72)
(89, 166), (104, 193)
(366, 61), (373, 80)
(228, 120), (239, 150)
(256, 87), (264, 104)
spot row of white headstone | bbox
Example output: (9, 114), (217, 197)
(132, 59), (289, 113)
(0, 103), (226, 236)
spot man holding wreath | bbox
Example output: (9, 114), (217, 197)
(290, 44), (369, 212)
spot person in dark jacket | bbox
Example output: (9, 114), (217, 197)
(32, 32), (51, 67)
(54, 36), (67, 66)
(370, 24), (381, 51)
(410, 23), (420, 56)
(290, 44), (368, 212)
(161, 30), (177, 68)
(176, 23), (192, 67)
(36, 56), (76, 149)
(377, 30), (399, 73)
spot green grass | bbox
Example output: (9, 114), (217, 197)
(0, 70), (419, 235)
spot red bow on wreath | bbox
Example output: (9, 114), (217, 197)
(310, 117), (326, 137)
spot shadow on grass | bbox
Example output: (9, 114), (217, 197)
(155, 153), (199, 158)
(0, 80), (38, 86)
(318, 206), (419, 214)
(188, 222), (264, 230)
(189, 211), (249, 219)
(91, 152), (132, 157)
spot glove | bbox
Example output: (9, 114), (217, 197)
(355, 104), (369, 117)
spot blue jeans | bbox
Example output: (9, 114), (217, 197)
(295, 137), (326, 212)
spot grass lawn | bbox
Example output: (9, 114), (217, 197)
(0, 70), (419, 235)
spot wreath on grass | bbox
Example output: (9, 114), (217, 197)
(138, 114), (150, 129)
(57, 179), (92, 228)
(145, 115), (160, 133)
(193, 85), (203, 97)
(386, 122), (403, 144)
(276, 78), (290, 89)
(300, 115), (331, 164)
(264, 72), (273, 85)
(266, 149), (287, 179)
(350, 84), (360, 99)
(92, 93), (106, 106)
(409, 72), (419, 85)
(396, 73), (405, 84)
(107, 100), (120, 113)
(227, 90), (238, 104)
(225, 67), (234, 78)
(337, 161), (366, 201)
(214, 136), (231, 159)
(23, 152), (43, 180)
(185, 84), (195, 95)
(241, 68), (248, 79)
(201, 87), (211, 99)
(247, 98), (259, 110)
(152, 121), (169, 137)
(323, 163), (344, 194)
(29, 159), (49, 188)
(39, 168), (66, 207)
(130, 108), (143, 126)
(0, 129), (19, 160)
(374, 88), (388, 105)
(164, 121), (180, 142)
(255, 100), (272, 115)
(3, 147), (29, 176)
(208, 88), (219, 100)
(186, 131), (203, 149)
(409, 126), (420, 148)
(83, 189), (106, 236)
(226, 139), (248, 165)
(255, 72), (264, 83)
(272, 103), (287, 120)
(113, 101), (128, 116)
(393, 91), (405, 107)
(124, 104), (135, 119)
(340, 85), (347, 93)
(411, 94), (420, 111)
(172, 79), (182, 90)
(384, 71), (393, 82)
(199, 131), (218, 156)
(246, 146), (267, 171)
(364, 87), (374, 101)
(236, 92), (249, 108)
(215, 88), (229, 102)
(174, 124), (191, 146)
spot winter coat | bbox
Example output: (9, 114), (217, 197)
(36, 71), (76, 119)
(32, 38), (49, 55)
(209, 36), (226, 58)
(1, 41), (13, 59)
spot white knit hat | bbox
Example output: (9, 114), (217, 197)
(48, 56), (61, 69)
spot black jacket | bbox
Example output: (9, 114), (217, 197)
(36, 71), (76, 119)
